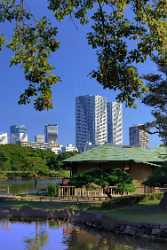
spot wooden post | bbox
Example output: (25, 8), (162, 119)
(7, 185), (10, 195)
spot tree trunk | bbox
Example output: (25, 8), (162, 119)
(159, 192), (167, 209)
(103, 187), (112, 199)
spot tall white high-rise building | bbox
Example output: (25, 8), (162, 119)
(76, 95), (108, 152)
(0, 133), (8, 144)
(76, 96), (123, 152)
(10, 125), (28, 144)
(107, 102), (123, 145)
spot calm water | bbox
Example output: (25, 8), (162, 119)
(0, 178), (61, 195)
(0, 221), (166, 250)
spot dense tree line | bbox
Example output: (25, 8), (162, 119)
(0, 144), (76, 178)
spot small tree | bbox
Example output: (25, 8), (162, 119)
(71, 168), (135, 198)
(144, 166), (167, 187)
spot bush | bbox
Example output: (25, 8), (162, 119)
(101, 195), (145, 209)
(142, 192), (164, 201)
(101, 193), (164, 209)
(144, 166), (167, 187)
(47, 184), (59, 197)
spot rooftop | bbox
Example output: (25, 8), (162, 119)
(64, 144), (167, 165)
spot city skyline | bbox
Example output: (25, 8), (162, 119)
(0, 99), (160, 148)
(0, 1), (160, 148)
(0, 92), (158, 147)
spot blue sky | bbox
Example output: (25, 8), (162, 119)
(0, 0), (160, 147)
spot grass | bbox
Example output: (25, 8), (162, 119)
(90, 199), (167, 225)
(0, 199), (100, 211)
(0, 196), (166, 225)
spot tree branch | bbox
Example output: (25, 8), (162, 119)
(97, 0), (108, 47)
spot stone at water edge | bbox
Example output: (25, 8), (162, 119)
(159, 192), (167, 209)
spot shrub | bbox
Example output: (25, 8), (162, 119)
(101, 193), (164, 209)
(142, 192), (163, 201)
(101, 195), (145, 209)
(47, 184), (59, 197)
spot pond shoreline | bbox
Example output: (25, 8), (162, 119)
(0, 205), (167, 241)
(0, 206), (75, 222)
(73, 211), (167, 242)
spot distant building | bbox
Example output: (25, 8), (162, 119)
(44, 124), (58, 144)
(76, 95), (108, 152)
(129, 124), (149, 148)
(107, 102), (123, 145)
(21, 141), (62, 154)
(63, 144), (78, 153)
(34, 134), (45, 144)
(0, 133), (8, 144)
(10, 125), (28, 144)
(49, 144), (63, 154)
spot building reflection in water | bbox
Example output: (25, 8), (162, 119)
(0, 220), (10, 230)
(24, 222), (48, 250)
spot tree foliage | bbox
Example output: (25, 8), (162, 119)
(49, 0), (167, 106)
(71, 168), (135, 193)
(143, 57), (167, 144)
(0, 0), (167, 109)
(144, 165), (167, 187)
(0, 0), (60, 111)
(0, 144), (74, 178)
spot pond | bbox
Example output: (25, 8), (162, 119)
(0, 221), (166, 250)
(0, 178), (61, 195)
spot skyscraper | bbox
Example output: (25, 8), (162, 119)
(10, 125), (28, 144)
(44, 124), (58, 144)
(129, 124), (149, 148)
(76, 95), (108, 152)
(107, 102), (123, 145)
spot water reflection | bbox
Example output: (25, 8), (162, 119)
(0, 221), (166, 250)
(25, 222), (48, 250)
(64, 226), (167, 250)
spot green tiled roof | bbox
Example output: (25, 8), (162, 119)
(64, 144), (167, 165)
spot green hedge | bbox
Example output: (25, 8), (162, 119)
(101, 193), (164, 209)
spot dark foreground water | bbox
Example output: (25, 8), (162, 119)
(0, 221), (167, 250)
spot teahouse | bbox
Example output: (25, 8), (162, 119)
(64, 144), (167, 190)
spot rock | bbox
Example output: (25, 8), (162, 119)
(124, 225), (136, 236)
(0, 209), (10, 218)
(160, 225), (167, 230)
(160, 231), (167, 238)
(152, 228), (161, 235)
(53, 209), (72, 220)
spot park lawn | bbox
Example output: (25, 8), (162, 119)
(0, 199), (100, 211)
(97, 199), (167, 225)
